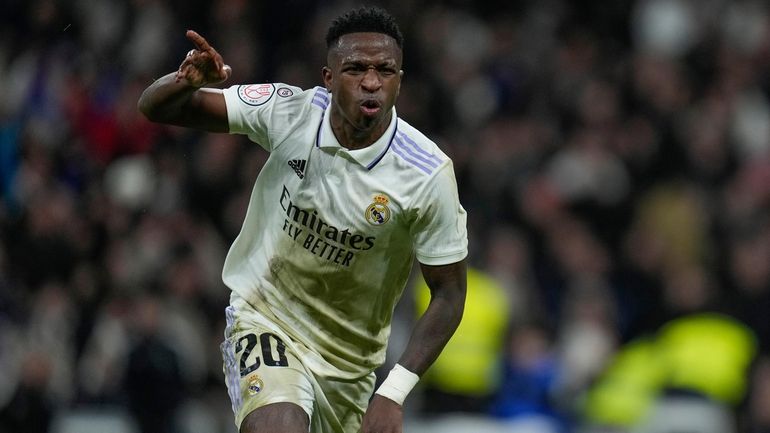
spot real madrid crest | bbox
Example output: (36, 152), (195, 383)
(365, 194), (391, 226)
(247, 374), (264, 395)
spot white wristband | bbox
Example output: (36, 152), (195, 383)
(374, 363), (420, 406)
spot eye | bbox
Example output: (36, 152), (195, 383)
(377, 64), (398, 76)
(343, 64), (366, 74)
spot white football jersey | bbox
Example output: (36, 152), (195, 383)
(221, 83), (468, 378)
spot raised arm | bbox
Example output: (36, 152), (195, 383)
(362, 259), (467, 433)
(138, 30), (230, 132)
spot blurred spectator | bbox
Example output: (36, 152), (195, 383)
(748, 355), (770, 433)
(483, 224), (541, 323)
(123, 294), (185, 433)
(0, 352), (56, 433)
(488, 322), (564, 432)
(582, 313), (757, 433)
(76, 295), (132, 403)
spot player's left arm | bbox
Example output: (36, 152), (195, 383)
(398, 259), (467, 374)
(361, 259), (467, 433)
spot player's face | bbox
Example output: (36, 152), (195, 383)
(323, 32), (403, 138)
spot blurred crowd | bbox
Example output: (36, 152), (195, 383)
(1, 0), (770, 432)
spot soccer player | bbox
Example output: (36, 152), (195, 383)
(138, 6), (468, 433)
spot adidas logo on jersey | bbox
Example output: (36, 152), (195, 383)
(288, 159), (307, 179)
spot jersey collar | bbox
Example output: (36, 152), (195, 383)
(315, 102), (398, 170)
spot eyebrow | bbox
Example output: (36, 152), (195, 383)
(341, 58), (398, 67)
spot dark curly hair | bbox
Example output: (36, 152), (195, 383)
(325, 6), (404, 49)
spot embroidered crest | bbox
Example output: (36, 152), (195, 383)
(247, 374), (264, 395)
(365, 194), (391, 226)
(238, 84), (275, 106)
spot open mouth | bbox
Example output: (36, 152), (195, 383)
(360, 100), (381, 116)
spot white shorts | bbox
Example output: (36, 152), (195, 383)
(221, 292), (376, 432)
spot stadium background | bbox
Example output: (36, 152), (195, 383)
(1, 0), (769, 432)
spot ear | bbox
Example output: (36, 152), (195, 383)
(396, 70), (404, 97)
(322, 66), (333, 91)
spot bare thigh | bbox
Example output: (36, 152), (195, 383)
(240, 402), (310, 433)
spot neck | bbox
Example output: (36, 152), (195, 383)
(329, 110), (392, 150)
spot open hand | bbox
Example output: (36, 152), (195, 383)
(175, 30), (232, 88)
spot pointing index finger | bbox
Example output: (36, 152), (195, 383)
(186, 29), (213, 52)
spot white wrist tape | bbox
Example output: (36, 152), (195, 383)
(375, 363), (420, 405)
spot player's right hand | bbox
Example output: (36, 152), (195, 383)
(176, 30), (232, 88)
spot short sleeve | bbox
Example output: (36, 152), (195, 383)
(223, 83), (304, 152)
(410, 164), (469, 266)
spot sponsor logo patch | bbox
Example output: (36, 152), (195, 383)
(365, 194), (391, 226)
(288, 159), (307, 179)
(238, 84), (275, 106)
(277, 87), (294, 97)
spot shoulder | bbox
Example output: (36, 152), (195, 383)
(224, 83), (328, 113)
(223, 84), (329, 149)
(390, 118), (451, 178)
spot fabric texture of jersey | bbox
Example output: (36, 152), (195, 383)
(221, 83), (468, 379)
(222, 292), (375, 432)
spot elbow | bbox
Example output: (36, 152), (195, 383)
(137, 85), (172, 123)
(137, 94), (160, 122)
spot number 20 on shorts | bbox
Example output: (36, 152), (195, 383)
(236, 332), (289, 376)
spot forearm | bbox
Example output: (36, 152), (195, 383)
(372, 272), (464, 408)
(138, 72), (199, 124)
(138, 72), (228, 132)
(397, 291), (464, 375)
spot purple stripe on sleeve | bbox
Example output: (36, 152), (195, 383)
(396, 132), (443, 165)
(313, 89), (329, 102)
(392, 138), (433, 175)
(313, 94), (329, 105)
(311, 87), (329, 110)
(393, 136), (439, 168)
(313, 88), (329, 103)
(312, 99), (328, 110)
